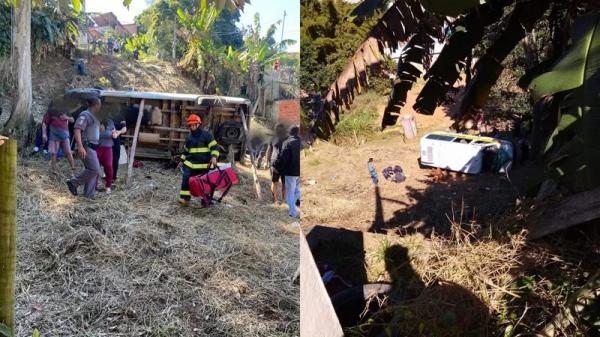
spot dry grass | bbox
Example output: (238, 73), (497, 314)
(305, 92), (599, 337)
(14, 157), (299, 337)
(340, 218), (599, 337)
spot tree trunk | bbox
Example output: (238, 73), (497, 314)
(3, 0), (32, 147)
(0, 140), (17, 334)
(172, 19), (177, 62)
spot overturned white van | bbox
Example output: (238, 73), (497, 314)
(419, 131), (513, 174)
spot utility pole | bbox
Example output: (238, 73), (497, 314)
(280, 10), (286, 52)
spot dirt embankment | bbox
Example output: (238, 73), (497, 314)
(0, 53), (203, 125)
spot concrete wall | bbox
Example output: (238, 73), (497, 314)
(300, 232), (344, 337)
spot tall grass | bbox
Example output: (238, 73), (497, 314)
(331, 105), (379, 146)
(329, 92), (384, 145)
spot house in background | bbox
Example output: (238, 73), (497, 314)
(88, 12), (137, 38)
(76, 12), (137, 51)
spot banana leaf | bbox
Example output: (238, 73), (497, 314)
(413, 1), (509, 115)
(531, 11), (600, 191)
(459, 0), (550, 115)
(531, 11), (600, 101)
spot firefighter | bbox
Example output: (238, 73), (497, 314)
(178, 114), (219, 206)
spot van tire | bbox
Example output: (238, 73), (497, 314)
(216, 121), (243, 145)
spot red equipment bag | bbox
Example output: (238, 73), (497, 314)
(189, 163), (238, 205)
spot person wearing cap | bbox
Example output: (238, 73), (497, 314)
(178, 113), (219, 206)
(66, 98), (102, 199)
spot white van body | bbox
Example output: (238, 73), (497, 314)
(419, 131), (513, 174)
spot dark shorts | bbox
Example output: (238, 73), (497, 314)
(271, 167), (285, 183)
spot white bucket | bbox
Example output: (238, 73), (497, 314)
(119, 145), (128, 165)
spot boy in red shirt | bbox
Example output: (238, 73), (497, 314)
(42, 108), (76, 173)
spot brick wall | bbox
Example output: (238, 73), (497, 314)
(277, 99), (300, 125)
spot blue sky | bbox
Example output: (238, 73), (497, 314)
(238, 1), (300, 52)
(86, 0), (300, 52)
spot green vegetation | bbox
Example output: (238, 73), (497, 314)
(331, 102), (378, 146)
(299, 0), (394, 94)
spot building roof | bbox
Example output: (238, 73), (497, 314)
(91, 12), (119, 27)
(122, 24), (138, 35)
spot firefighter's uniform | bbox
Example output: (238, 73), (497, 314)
(179, 114), (219, 202)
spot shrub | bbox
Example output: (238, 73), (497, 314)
(331, 106), (378, 146)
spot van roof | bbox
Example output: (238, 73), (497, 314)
(427, 131), (499, 143)
(66, 88), (251, 106)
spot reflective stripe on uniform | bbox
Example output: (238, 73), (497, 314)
(189, 147), (210, 153)
(183, 160), (209, 169)
(208, 140), (217, 148)
(180, 190), (191, 196)
(211, 150), (219, 157)
(181, 154), (186, 160)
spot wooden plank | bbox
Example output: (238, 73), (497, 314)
(121, 135), (186, 142)
(126, 99), (145, 186)
(239, 107), (262, 201)
(182, 105), (210, 111)
(0, 139), (17, 334)
(169, 100), (176, 149)
(527, 186), (600, 240)
(300, 232), (344, 337)
(150, 126), (190, 133)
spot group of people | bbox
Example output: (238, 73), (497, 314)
(266, 123), (301, 219)
(37, 99), (301, 219)
(38, 98), (127, 198)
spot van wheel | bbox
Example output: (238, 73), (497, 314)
(216, 121), (243, 145)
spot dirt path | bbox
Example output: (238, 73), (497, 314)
(302, 93), (536, 235)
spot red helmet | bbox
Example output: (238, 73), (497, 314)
(187, 114), (201, 125)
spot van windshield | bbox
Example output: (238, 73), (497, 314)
(426, 134), (455, 141)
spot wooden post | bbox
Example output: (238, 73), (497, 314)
(126, 99), (145, 186)
(239, 107), (262, 201)
(228, 144), (237, 170)
(0, 139), (17, 335)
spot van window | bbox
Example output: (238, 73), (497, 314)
(426, 134), (455, 141)
(452, 137), (470, 144)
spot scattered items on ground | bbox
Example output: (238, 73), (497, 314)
(382, 165), (405, 183)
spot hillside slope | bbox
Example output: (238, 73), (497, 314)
(0, 53), (204, 124)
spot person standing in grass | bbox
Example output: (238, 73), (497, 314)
(111, 118), (127, 182)
(368, 158), (378, 186)
(275, 125), (301, 218)
(42, 107), (76, 174)
(96, 119), (116, 194)
(266, 123), (287, 205)
(66, 98), (102, 199)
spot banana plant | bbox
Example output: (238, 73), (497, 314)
(176, 0), (221, 93)
(242, 13), (296, 101)
(529, 11), (600, 192)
